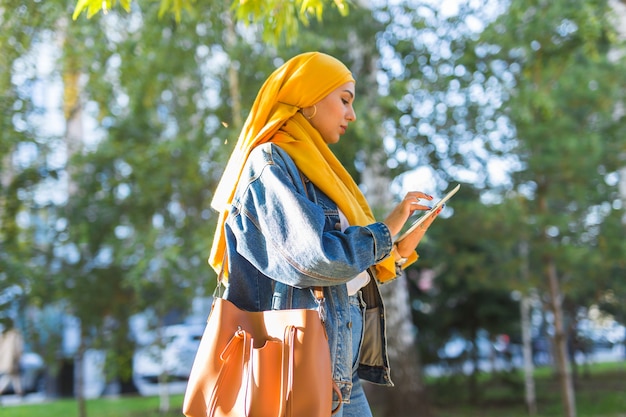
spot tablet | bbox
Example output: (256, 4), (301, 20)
(396, 184), (460, 242)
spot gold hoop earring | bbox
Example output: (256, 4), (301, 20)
(305, 105), (317, 120)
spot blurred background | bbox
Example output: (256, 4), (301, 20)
(1, 0), (625, 416)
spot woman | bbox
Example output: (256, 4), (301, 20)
(0, 318), (24, 398)
(208, 52), (440, 416)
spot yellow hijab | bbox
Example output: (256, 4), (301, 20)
(209, 52), (397, 282)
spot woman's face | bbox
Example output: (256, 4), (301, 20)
(304, 81), (356, 144)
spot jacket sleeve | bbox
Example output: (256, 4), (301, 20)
(226, 146), (393, 289)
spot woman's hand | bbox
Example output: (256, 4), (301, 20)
(394, 206), (442, 256)
(383, 191), (432, 237)
(383, 191), (442, 258)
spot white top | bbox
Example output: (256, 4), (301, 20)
(337, 210), (370, 296)
(0, 328), (23, 373)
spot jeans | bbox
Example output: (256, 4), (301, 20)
(333, 293), (373, 417)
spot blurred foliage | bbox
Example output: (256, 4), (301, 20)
(72, 0), (351, 45)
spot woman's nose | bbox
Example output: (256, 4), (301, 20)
(347, 106), (357, 122)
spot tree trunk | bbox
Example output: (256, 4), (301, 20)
(158, 372), (171, 413)
(468, 329), (479, 404)
(224, 1), (243, 133)
(362, 151), (431, 417)
(520, 295), (537, 415)
(60, 15), (84, 194)
(519, 241), (537, 415)
(350, 31), (431, 415)
(76, 330), (87, 417)
(545, 257), (576, 417)
(152, 323), (171, 413)
(61, 16), (88, 417)
(371, 276), (432, 417)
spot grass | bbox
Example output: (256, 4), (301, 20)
(0, 394), (185, 417)
(426, 361), (626, 417)
(1, 362), (625, 417)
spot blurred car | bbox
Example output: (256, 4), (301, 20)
(132, 323), (205, 396)
(21, 352), (46, 394)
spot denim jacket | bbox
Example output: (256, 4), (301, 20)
(222, 143), (396, 401)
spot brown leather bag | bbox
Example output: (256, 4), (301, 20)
(182, 289), (341, 417)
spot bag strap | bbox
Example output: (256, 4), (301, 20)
(207, 328), (248, 417)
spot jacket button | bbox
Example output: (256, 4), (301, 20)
(334, 222), (341, 230)
(347, 322), (352, 329)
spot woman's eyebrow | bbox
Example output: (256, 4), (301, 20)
(343, 90), (354, 98)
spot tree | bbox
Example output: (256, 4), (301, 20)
(52, 2), (236, 411)
(473, 1), (626, 416)
(373, 2), (624, 416)
(370, 1), (527, 411)
(0, 0), (69, 398)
